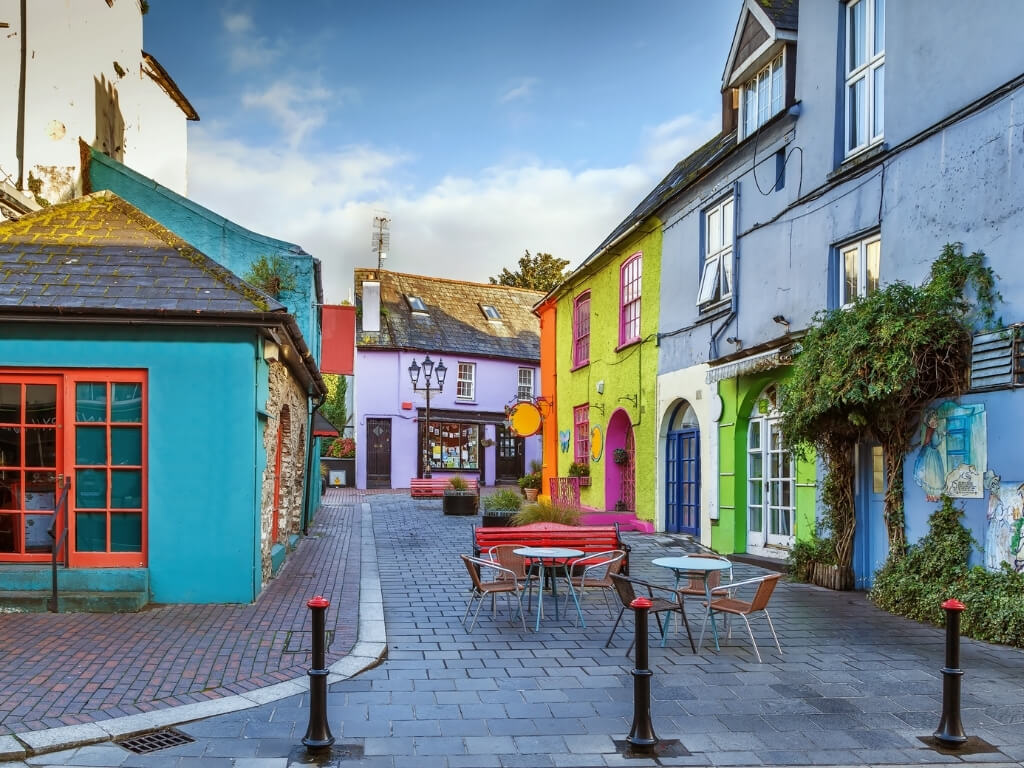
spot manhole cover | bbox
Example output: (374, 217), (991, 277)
(118, 728), (195, 754)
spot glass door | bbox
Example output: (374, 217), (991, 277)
(0, 376), (63, 562)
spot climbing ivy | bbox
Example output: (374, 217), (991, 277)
(779, 243), (1000, 568)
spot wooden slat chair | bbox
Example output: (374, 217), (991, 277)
(699, 573), (782, 663)
(460, 554), (528, 632)
(674, 552), (733, 599)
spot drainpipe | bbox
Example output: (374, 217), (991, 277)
(16, 0), (27, 188)
(302, 390), (327, 535)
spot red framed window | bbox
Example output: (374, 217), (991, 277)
(620, 253), (642, 346)
(573, 405), (590, 465)
(572, 292), (590, 368)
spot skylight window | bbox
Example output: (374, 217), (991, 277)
(480, 304), (501, 321)
(405, 295), (427, 313)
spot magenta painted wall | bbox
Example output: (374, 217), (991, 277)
(354, 348), (541, 488)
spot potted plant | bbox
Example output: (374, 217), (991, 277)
(567, 461), (591, 487)
(443, 474), (479, 516)
(481, 488), (522, 527)
(614, 499), (627, 512)
(612, 448), (629, 465)
(517, 471), (541, 502)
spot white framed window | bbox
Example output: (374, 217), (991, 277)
(456, 363), (475, 400)
(741, 53), (785, 140)
(480, 304), (501, 321)
(697, 196), (734, 306)
(406, 295), (427, 313)
(517, 368), (533, 401)
(747, 389), (795, 550)
(838, 234), (880, 307)
(845, 0), (884, 157)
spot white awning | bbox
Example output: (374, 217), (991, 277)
(705, 344), (799, 384)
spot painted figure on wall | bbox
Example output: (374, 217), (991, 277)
(912, 401), (987, 500)
(984, 472), (1024, 573)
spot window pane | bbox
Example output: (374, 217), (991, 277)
(866, 239), (880, 296)
(872, 445), (885, 493)
(748, 503), (763, 532)
(24, 513), (52, 553)
(872, 64), (884, 138)
(111, 470), (142, 508)
(26, 385), (56, 424)
(758, 68), (771, 126)
(722, 200), (734, 247)
(848, 0), (866, 72)
(749, 453), (763, 480)
(76, 512), (106, 551)
(112, 383), (143, 423)
(0, 470), (18, 508)
(744, 83), (757, 137)
(0, 512), (15, 551)
(0, 427), (20, 467)
(873, 0), (885, 56)
(76, 383), (107, 422)
(0, 384), (19, 424)
(76, 427), (106, 465)
(843, 246), (859, 302)
(111, 513), (142, 552)
(708, 209), (721, 253)
(697, 257), (720, 304)
(25, 428), (56, 467)
(111, 427), (141, 466)
(720, 253), (733, 298)
(848, 77), (865, 150)
(749, 420), (761, 449)
(771, 58), (784, 116)
(76, 469), (107, 509)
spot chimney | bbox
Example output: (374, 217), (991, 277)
(362, 280), (381, 333)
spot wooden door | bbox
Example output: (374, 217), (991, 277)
(495, 424), (523, 484)
(366, 418), (391, 489)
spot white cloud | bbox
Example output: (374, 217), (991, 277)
(499, 78), (538, 104)
(222, 10), (285, 71)
(223, 12), (252, 34)
(241, 80), (335, 149)
(184, 111), (718, 305)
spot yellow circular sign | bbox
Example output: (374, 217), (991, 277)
(508, 402), (542, 437)
(590, 425), (604, 462)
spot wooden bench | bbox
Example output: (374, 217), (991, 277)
(473, 522), (630, 574)
(410, 476), (479, 498)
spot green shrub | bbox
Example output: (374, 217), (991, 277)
(567, 462), (590, 477)
(512, 500), (580, 526)
(448, 475), (469, 491)
(870, 495), (1024, 646)
(517, 472), (541, 490)
(787, 522), (837, 582)
(482, 489), (522, 512)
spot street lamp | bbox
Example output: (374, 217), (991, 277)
(408, 354), (447, 478)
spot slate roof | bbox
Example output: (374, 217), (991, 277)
(354, 269), (543, 362)
(0, 191), (285, 315)
(758, 0), (798, 32)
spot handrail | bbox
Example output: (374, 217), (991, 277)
(47, 477), (71, 613)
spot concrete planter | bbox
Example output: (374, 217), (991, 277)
(443, 490), (478, 516)
(481, 511), (516, 527)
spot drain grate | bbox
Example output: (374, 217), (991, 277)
(118, 727), (195, 754)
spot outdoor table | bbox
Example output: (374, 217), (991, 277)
(652, 556), (732, 651)
(514, 546), (585, 631)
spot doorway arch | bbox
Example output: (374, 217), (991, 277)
(665, 400), (700, 535)
(605, 408), (635, 512)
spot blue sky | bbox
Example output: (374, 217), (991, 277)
(145, 1), (741, 301)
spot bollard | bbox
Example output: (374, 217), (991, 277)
(626, 596), (658, 755)
(933, 598), (967, 748)
(302, 596), (335, 752)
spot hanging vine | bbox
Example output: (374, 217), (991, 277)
(780, 243), (1000, 569)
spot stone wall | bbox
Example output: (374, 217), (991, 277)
(259, 361), (308, 586)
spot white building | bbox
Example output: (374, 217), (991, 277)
(0, 0), (196, 220)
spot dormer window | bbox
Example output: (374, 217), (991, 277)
(480, 304), (501, 321)
(405, 295), (427, 313)
(741, 53), (784, 139)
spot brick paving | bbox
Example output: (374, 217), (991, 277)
(0, 489), (361, 736)
(7, 490), (1024, 767)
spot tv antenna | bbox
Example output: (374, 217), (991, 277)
(372, 213), (390, 277)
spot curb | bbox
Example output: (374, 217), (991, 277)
(0, 501), (386, 762)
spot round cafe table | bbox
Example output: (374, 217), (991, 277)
(514, 546), (585, 631)
(652, 556), (732, 651)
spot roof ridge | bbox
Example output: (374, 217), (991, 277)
(355, 268), (546, 296)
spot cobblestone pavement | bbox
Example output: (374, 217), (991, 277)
(0, 490), (361, 736)
(8, 491), (1024, 767)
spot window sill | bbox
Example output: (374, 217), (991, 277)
(830, 142), (887, 181)
(696, 300), (732, 323)
(615, 338), (640, 353)
(455, 399), (477, 406)
(570, 361), (589, 373)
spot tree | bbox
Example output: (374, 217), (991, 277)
(490, 250), (569, 292)
(320, 374), (349, 455)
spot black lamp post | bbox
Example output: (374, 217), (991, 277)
(408, 355), (447, 478)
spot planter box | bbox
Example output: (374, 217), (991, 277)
(573, 476), (591, 487)
(481, 511), (516, 527)
(443, 491), (478, 516)
(811, 562), (854, 591)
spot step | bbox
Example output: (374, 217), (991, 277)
(0, 566), (148, 592)
(0, 589), (149, 613)
(728, 552), (790, 574)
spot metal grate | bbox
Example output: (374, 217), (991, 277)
(118, 727), (195, 754)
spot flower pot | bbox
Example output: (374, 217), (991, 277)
(443, 490), (478, 516)
(524, 488), (539, 502)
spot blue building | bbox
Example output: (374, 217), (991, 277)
(651, 0), (1024, 586)
(0, 192), (326, 607)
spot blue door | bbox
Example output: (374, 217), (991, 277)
(666, 428), (700, 535)
(854, 443), (889, 589)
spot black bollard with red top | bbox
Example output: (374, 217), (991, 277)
(302, 595), (335, 752)
(626, 596), (658, 755)
(933, 598), (967, 748)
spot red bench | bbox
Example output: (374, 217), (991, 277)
(410, 476), (479, 498)
(473, 522), (630, 574)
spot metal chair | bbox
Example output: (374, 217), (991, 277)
(605, 574), (695, 654)
(562, 549), (626, 623)
(460, 554), (528, 632)
(699, 573), (782, 663)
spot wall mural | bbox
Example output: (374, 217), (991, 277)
(984, 472), (1024, 573)
(558, 429), (571, 453)
(912, 401), (986, 501)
